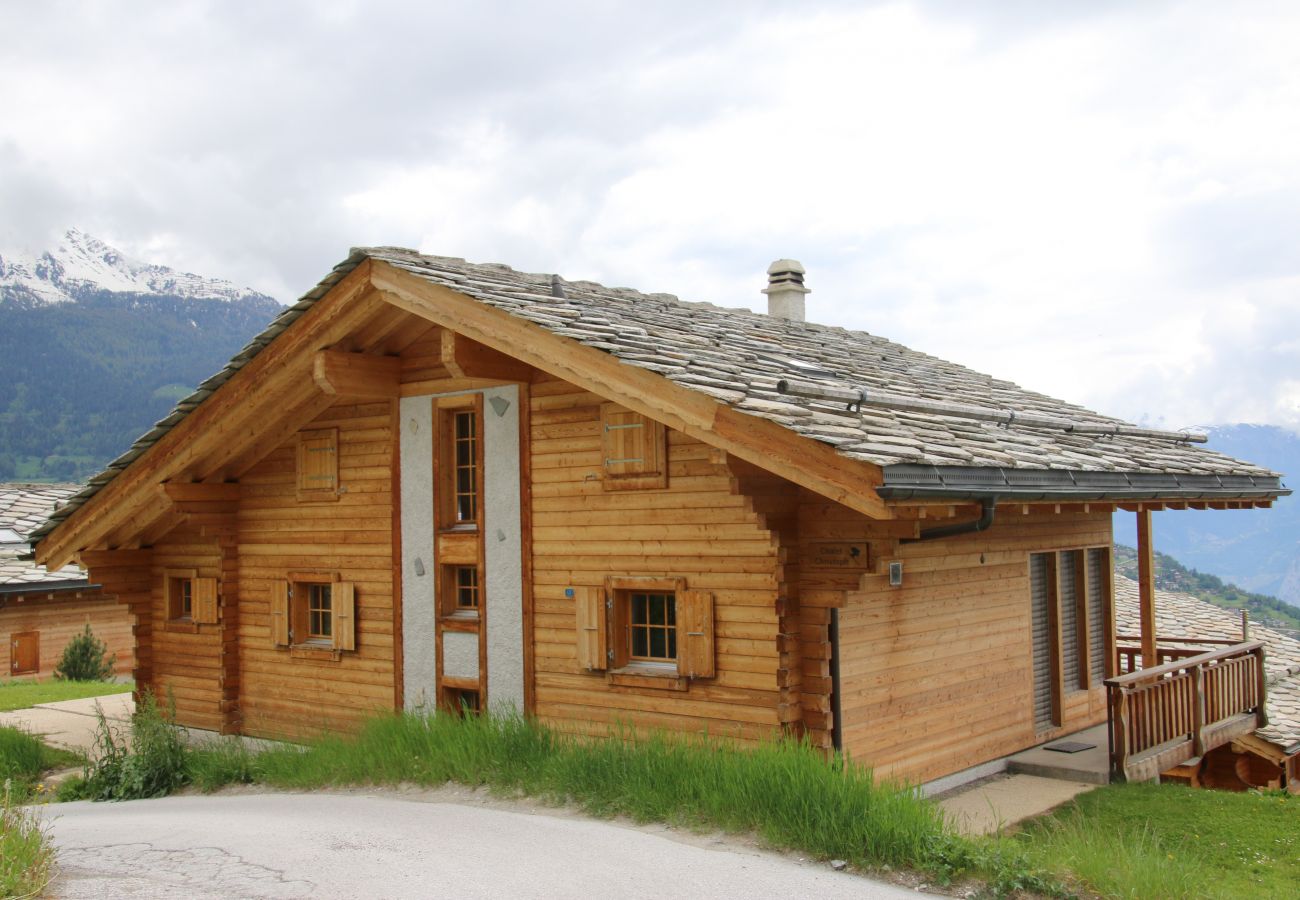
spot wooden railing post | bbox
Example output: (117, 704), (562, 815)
(1253, 645), (1269, 728)
(1107, 681), (1129, 782)
(1190, 664), (1206, 757)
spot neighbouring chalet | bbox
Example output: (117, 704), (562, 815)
(2, 484), (133, 678)
(29, 251), (1291, 790)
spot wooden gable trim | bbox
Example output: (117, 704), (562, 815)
(369, 262), (894, 521)
(36, 261), (383, 570)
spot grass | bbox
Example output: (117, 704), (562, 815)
(73, 700), (1300, 898)
(0, 677), (132, 712)
(0, 726), (77, 897)
(1011, 782), (1300, 899)
(1, 781), (53, 899)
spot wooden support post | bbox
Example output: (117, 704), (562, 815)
(1191, 665), (1206, 757)
(1136, 509), (1158, 671)
(1254, 644), (1269, 728)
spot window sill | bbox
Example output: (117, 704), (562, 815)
(289, 643), (342, 662)
(440, 610), (481, 632)
(607, 664), (688, 692)
(164, 619), (215, 635)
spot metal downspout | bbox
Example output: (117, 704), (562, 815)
(901, 497), (998, 543)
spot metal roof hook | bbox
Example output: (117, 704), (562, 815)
(847, 389), (864, 414)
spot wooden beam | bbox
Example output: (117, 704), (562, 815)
(368, 267), (894, 520)
(439, 330), (535, 381)
(312, 349), (401, 399)
(161, 482), (241, 503)
(1136, 508), (1158, 670)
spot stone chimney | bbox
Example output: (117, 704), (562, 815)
(762, 259), (809, 322)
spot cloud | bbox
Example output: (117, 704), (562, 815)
(0, 0), (1297, 434)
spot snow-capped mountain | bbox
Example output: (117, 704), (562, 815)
(0, 228), (273, 305)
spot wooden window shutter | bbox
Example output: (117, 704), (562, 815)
(600, 403), (666, 491)
(193, 577), (220, 624)
(297, 428), (339, 502)
(271, 581), (290, 647)
(574, 586), (608, 671)
(333, 582), (356, 651)
(676, 590), (715, 678)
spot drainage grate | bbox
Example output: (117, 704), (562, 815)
(1043, 741), (1097, 754)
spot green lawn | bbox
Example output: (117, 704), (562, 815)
(1014, 782), (1299, 899)
(0, 679), (132, 712)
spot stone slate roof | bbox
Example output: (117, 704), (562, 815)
(31, 248), (1285, 545)
(1114, 575), (1300, 755)
(0, 484), (87, 587)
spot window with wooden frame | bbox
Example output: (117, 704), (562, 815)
(574, 577), (715, 681)
(600, 403), (666, 491)
(438, 563), (481, 619)
(165, 569), (219, 625)
(435, 396), (483, 530)
(271, 573), (356, 652)
(297, 428), (339, 502)
(442, 686), (481, 715)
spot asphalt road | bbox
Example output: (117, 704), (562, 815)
(40, 792), (928, 899)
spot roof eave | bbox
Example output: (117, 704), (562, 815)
(878, 463), (1290, 503)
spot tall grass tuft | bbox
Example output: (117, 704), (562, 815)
(1, 779), (55, 897)
(73, 691), (188, 801)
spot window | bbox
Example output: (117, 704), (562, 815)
(600, 403), (666, 491)
(575, 578), (715, 679)
(307, 583), (333, 640)
(297, 428), (339, 502)
(442, 686), (481, 715)
(165, 571), (219, 625)
(170, 576), (194, 620)
(271, 575), (356, 652)
(436, 396), (483, 529)
(453, 566), (479, 610)
(628, 592), (676, 662)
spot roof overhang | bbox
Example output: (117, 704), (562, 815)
(877, 464), (1291, 503)
(0, 578), (93, 597)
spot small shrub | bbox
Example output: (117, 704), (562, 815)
(1, 779), (55, 897)
(76, 692), (189, 801)
(54, 624), (116, 682)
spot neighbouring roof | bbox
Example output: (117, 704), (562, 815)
(30, 248), (1287, 545)
(0, 484), (88, 589)
(1114, 575), (1300, 755)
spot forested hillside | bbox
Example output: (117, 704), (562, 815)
(0, 290), (279, 480)
(1114, 543), (1300, 633)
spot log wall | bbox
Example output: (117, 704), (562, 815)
(235, 399), (398, 739)
(529, 376), (785, 741)
(0, 592), (134, 680)
(836, 507), (1113, 785)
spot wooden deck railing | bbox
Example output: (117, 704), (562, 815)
(1113, 635), (1242, 675)
(1105, 641), (1268, 783)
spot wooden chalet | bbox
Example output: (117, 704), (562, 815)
(28, 251), (1290, 789)
(2, 484), (133, 679)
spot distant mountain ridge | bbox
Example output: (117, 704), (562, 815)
(0, 229), (281, 482)
(1114, 423), (1299, 605)
(0, 228), (272, 306)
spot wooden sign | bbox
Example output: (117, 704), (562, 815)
(807, 541), (870, 571)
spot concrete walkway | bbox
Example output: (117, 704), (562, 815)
(0, 693), (134, 753)
(40, 792), (931, 899)
(936, 774), (1095, 836)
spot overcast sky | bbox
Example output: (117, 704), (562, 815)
(2, 0), (1298, 434)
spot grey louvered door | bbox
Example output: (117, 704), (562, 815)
(1059, 551), (1081, 692)
(1086, 548), (1108, 683)
(1030, 553), (1054, 729)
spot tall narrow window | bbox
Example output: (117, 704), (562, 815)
(307, 583), (333, 641)
(453, 410), (478, 524)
